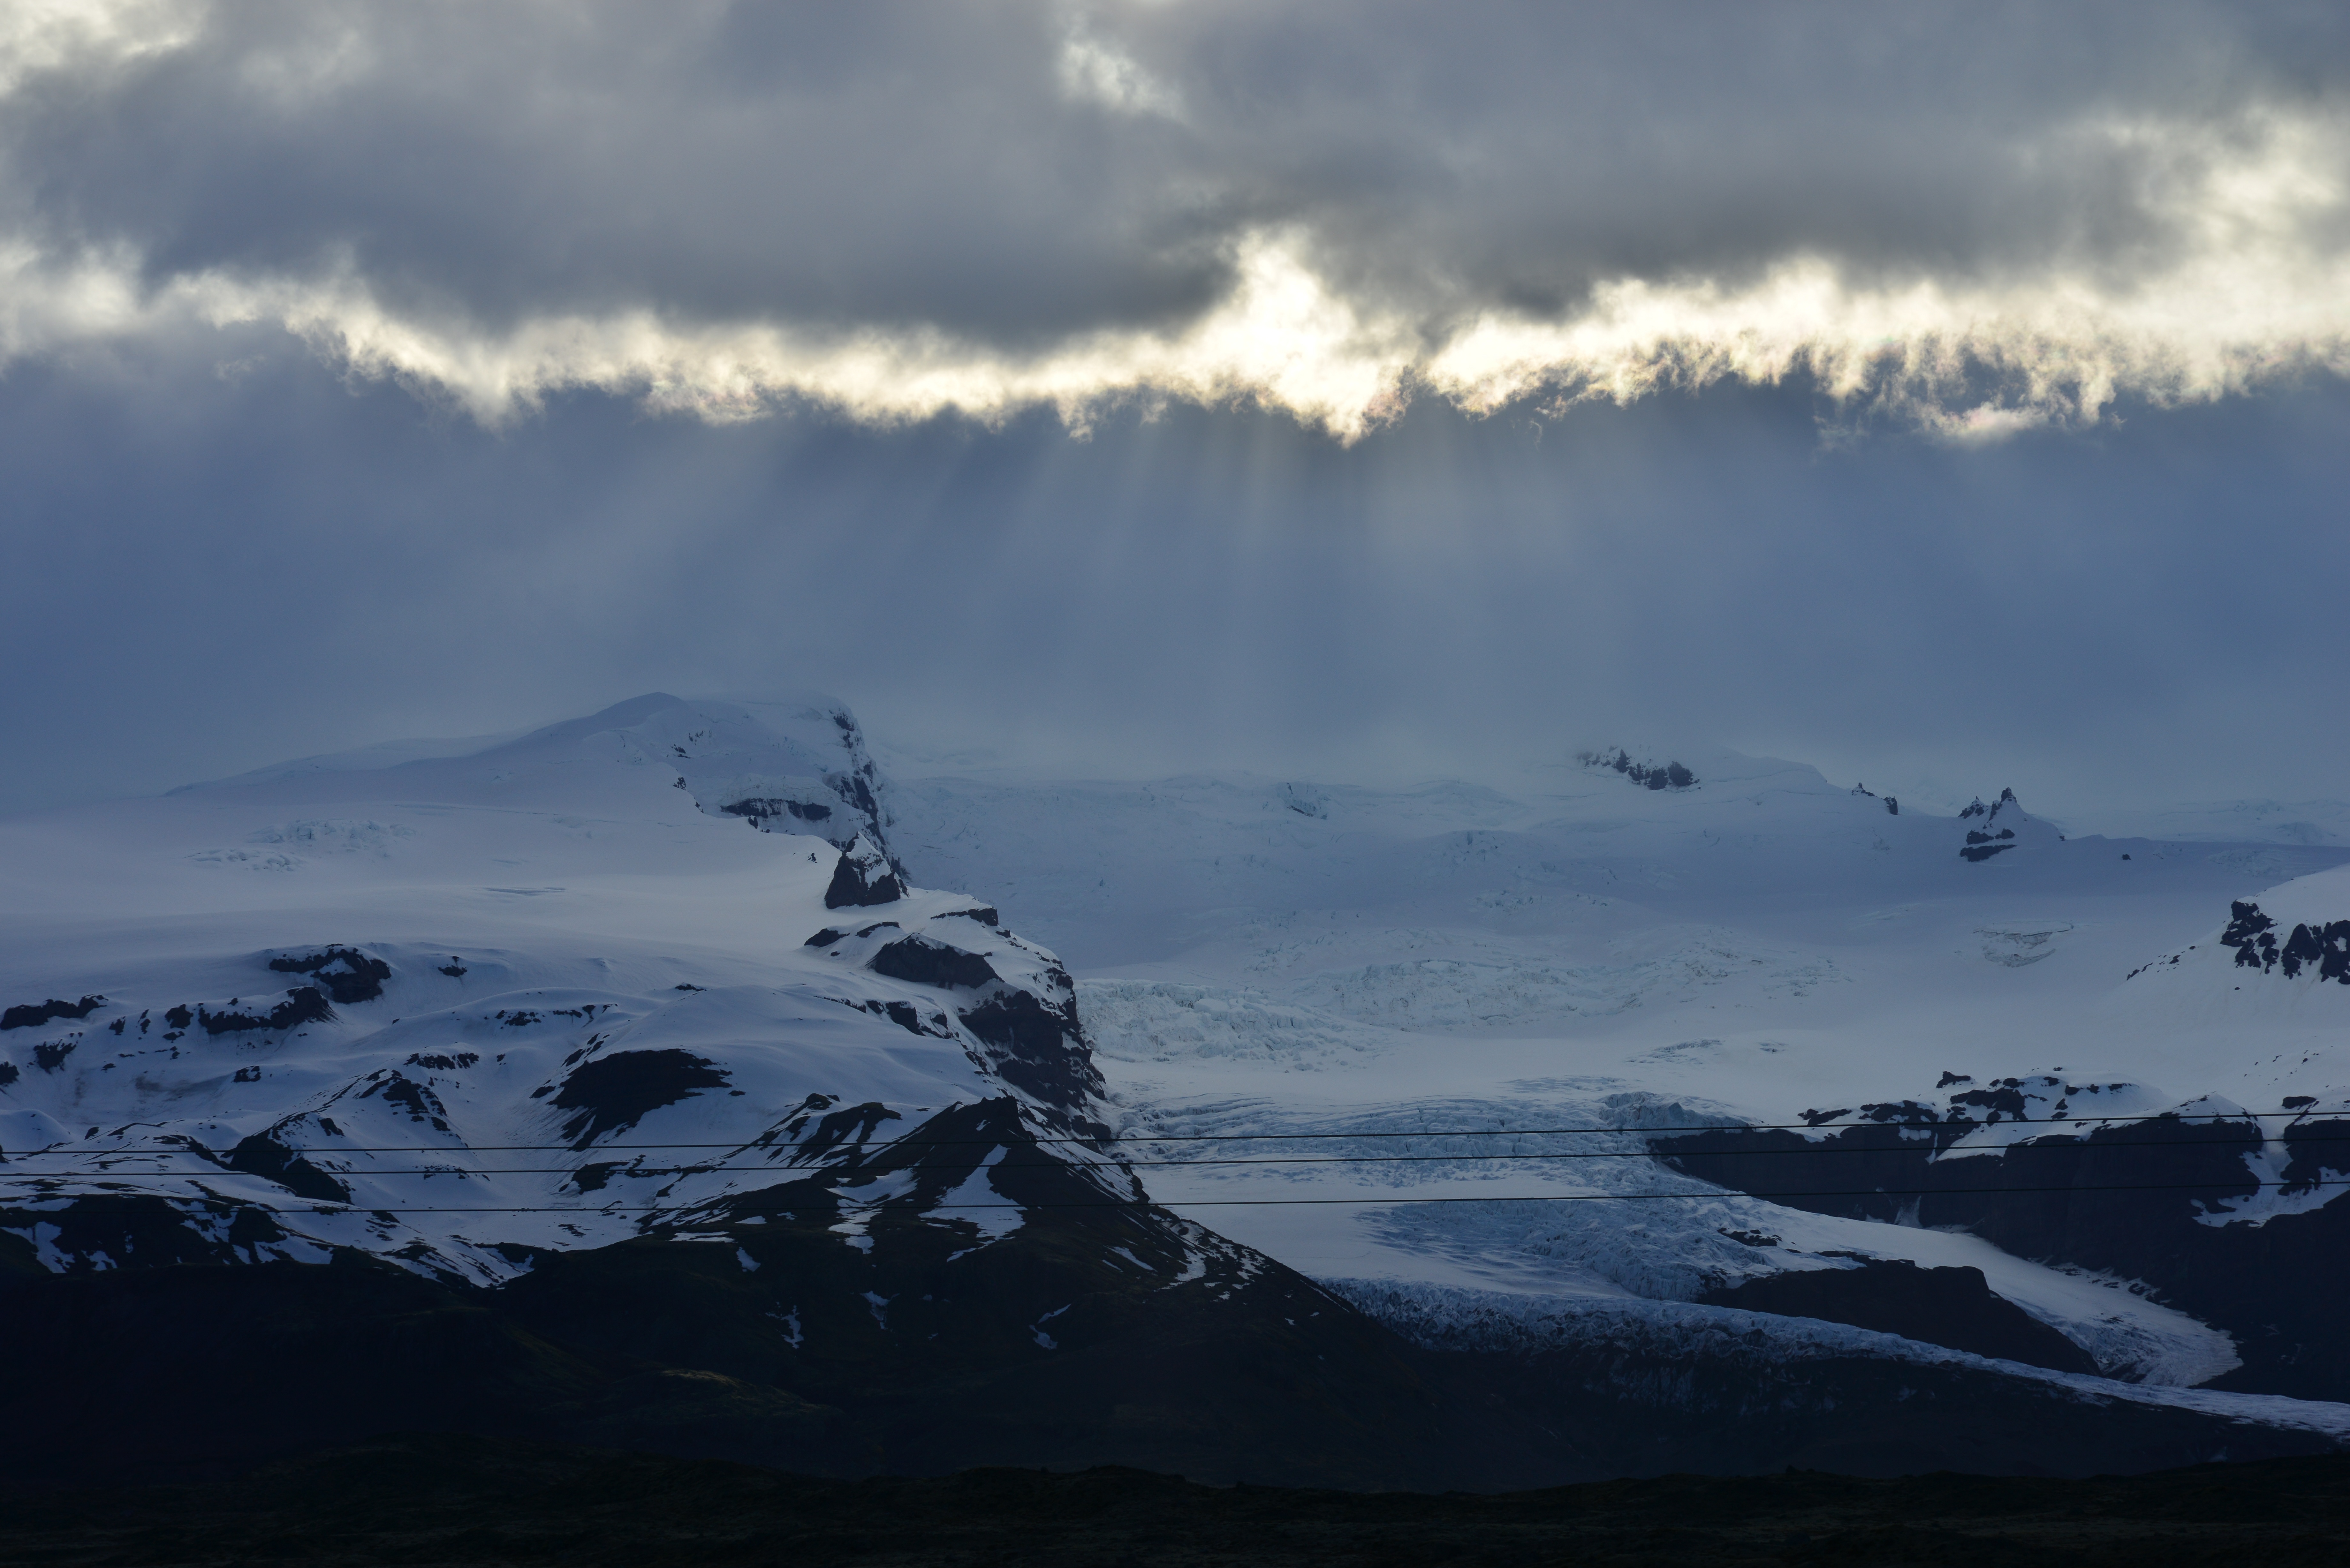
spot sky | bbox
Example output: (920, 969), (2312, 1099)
(3, 1), (2348, 821)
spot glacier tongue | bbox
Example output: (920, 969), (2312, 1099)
(887, 741), (2350, 1406)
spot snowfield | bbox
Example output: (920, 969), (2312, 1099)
(886, 739), (2350, 1406)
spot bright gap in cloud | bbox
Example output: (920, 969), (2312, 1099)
(1, 104), (2345, 441)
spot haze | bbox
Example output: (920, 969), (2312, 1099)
(4, 1), (2346, 821)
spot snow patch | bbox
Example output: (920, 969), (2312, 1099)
(927, 1147), (1024, 1244)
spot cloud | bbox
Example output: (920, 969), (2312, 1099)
(0, 0), (197, 96)
(1058, 21), (1186, 122)
(1422, 113), (2350, 437)
(1, 2), (2346, 438)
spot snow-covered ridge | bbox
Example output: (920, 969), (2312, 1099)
(175, 692), (896, 856)
(0, 694), (1110, 1285)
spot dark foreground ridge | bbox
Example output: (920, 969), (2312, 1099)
(6, 1434), (2349, 1567)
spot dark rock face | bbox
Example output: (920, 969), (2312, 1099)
(1, 996), (105, 1031)
(721, 797), (833, 827)
(226, 1129), (353, 1205)
(1960, 829), (2016, 861)
(1579, 749), (1697, 791)
(199, 988), (335, 1036)
(405, 1052), (479, 1071)
(823, 836), (904, 909)
(31, 1040), (76, 1072)
(266, 948), (392, 1005)
(2224, 900), (2276, 953)
(868, 937), (999, 991)
(359, 1074), (453, 1132)
(550, 1050), (731, 1148)
(2223, 901), (2350, 984)
(958, 987), (1103, 1112)
(1702, 1260), (2098, 1374)
(1658, 1109), (2350, 1398)
(842, 997), (951, 1037)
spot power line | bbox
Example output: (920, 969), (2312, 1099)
(1, 1177), (2343, 1212)
(7, 1107), (2332, 1158)
(4, 1130), (2343, 1179)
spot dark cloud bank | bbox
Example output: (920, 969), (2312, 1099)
(2, 2), (2347, 817)
(11, 1), (2345, 338)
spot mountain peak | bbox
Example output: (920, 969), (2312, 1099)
(1958, 787), (2060, 862)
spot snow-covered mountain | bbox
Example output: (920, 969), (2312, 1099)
(5, 700), (2349, 1483)
(178, 693), (898, 855)
(0, 694), (1111, 1282)
(882, 744), (2350, 1406)
(1955, 786), (2064, 861)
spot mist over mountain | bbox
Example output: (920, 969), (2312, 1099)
(2, 4), (2349, 825)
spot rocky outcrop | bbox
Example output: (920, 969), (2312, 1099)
(1579, 749), (1697, 791)
(2222, 900), (2350, 984)
(1702, 1259), (2097, 1374)
(225, 1127), (353, 1205)
(1957, 788), (2059, 862)
(868, 936), (999, 990)
(196, 989), (336, 1036)
(824, 836), (905, 908)
(1, 996), (105, 1031)
(265, 948), (391, 1005)
(958, 983), (1101, 1113)
(1658, 1096), (2350, 1400)
(550, 1050), (732, 1149)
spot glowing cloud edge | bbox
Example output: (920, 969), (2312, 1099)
(4, 220), (2347, 444)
